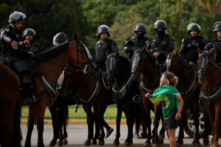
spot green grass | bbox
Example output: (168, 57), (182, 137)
(21, 104), (154, 120)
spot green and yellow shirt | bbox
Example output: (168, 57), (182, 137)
(149, 84), (181, 117)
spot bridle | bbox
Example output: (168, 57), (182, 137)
(197, 52), (212, 82)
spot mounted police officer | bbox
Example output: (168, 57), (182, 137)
(53, 32), (67, 45)
(180, 23), (208, 65)
(124, 23), (149, 59)
(146, 20), (174, 69)
(0, 11), (33, 105)
(93, 25), (119, 71)
(204, 21), (221, 67)
(20, 28), (40, 60)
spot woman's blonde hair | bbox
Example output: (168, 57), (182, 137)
(163, 71), (178, 86)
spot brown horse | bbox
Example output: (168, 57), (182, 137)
(0, 63), (21, 147)
(198, 48), (221, 147)
(24, 34), (94, 147)
(165, 51), (203, 146)
(131, 49), (164, 147)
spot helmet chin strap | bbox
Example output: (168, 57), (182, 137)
(13, 23), (18, 32)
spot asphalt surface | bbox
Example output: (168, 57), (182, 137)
(20, 124), (220, 147)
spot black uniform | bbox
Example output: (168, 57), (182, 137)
(180, 36), (208, 65)
(93, 39), (119, 70)
(0, 25), (32, 99)
(204, 38), (221, 67)
(124, 36), (149, 59)
(146, 33), (174, 65)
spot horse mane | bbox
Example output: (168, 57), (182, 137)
(178, 55), (192, 68)
(36, 41), (69, 61)
(144, 51), (156, 66)
(118, 55), (131, 67)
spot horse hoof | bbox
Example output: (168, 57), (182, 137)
(192, 140), (200, 147)
(176, 142), (182, 147)
(98, 140), (105, 146)
(113, 141), (120, 146)
(84, 139), (91, 146)
(62, 138), (68, 145)
(144, 141), (151, 146)
(92, 139), (97, 145)
(124, 140), (133, 146)
(152, 143), (159, 147)
(49, 141), (57, 146)
(57, 142), (63, 146)
(203, 138), (209, 145)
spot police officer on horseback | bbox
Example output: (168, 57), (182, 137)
(204, 21), (221, 67)
(124, 23), (149, 59)
(0, 11), (33, 105)
(20, 28), (40, 59)
(180, 23), (208, 65)
(146, 20), (174, 70)
(93, 25), (119, 71)
(53, 32), (67, 45)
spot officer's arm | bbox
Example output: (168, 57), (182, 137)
(124, 38), (134, 58)
(180, 39), (187, 60)
(204, 42), (213, 52)
(30, 42), (40, 55)
(201, 38), (209, 51)
(145, 38), (152, 51)
(166, 36), (174, 54)
(110, 40), (119, 53)
(0, 30), (12, 44)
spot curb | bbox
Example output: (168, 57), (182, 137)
(21, 119), (162, 124)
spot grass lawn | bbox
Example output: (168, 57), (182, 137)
(21, 104), (154, 120)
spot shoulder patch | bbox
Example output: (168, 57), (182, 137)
(5, 28), (10, 32)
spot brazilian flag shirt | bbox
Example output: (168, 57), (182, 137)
(149, 84), (181, 118)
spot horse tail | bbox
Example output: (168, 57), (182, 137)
(11, 97), (21, 147)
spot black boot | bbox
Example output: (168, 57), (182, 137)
(22, 83), (34, 105)
(132, 94), (141, 104)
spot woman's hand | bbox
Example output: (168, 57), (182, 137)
(145, 93), (151, 98)
(175, 112), (181, 120)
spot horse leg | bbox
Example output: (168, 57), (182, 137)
(203, 105), (210, 145)
(204, 103), (215, 147)
(142, 96), (152, 146)
(48, 105), (59, 146)
(191, 100), (200, 146)
(210, 100), (221, 147)
(62, 105), (68, 145)
(92, 105), (99, 144)
(158, 110), (165, 144)
(113, 102), (122, 146)
(176, 105), (186, 146)
(25, 106), (35, 147)
(83, 106), (94, 146)
(124, 101), (136, 146)
(152, 105), (161, 146)
(57, 103), (64, 146)
(97, 104), (105, 146)
(36, 104), (47, 147)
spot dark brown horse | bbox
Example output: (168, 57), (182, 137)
(106, 52), (138, 146)
(131, 49), (164, 147)
(24, 34), (94, 147)
(198, 48), (221, 147)
(0, 63), (21, 147)
(165, 51), (203, 146)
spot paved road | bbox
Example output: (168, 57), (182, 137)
(20, 124), (219, 147)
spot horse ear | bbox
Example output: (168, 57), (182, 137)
(198, 47), (202, 55)
(209, 48), (213, 55)
(73, 33), (79, 42)
(175, 49), (179, 56)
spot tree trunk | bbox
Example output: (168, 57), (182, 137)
(212, 0), (221, 22)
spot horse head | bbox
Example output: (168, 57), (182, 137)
(197, 48), (213, 84)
